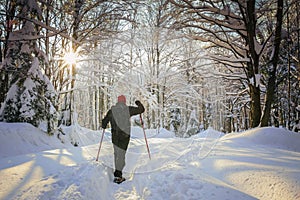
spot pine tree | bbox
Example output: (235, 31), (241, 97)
(0, 12), (57, 134)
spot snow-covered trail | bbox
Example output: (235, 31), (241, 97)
(1, 126), (300, 200)
(0, 131), (250, 200)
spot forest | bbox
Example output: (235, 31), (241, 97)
(0, 0), (299, 136)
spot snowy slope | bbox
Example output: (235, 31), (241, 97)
(0, 122), (66, 158)
(0, 123), (300, 200)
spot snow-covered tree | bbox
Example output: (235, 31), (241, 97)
(68, 1), (227, 134)
(0, 0), (57, 134)
(2, 0), (297, 134)
(45, 0), (139, 127)
(170, 0), (285, 128)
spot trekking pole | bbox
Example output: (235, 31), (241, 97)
(140, 114), (151, 160)
(96, 129), (105, 161)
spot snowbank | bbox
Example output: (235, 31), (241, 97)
(191, 127), (225, 139)
(0, 122), (66, 158)
(58, 124), (101, 146)
(131, 126), (175, 138)
(0, 123), (101, 158)
(222, 127), (300, 152)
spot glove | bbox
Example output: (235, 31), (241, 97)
(135, 100), (145, 113)
(101, 121), (106, 129)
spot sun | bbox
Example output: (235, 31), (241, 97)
(63, 51), (77, 65)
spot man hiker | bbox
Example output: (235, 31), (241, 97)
(101, 95), (145, 183)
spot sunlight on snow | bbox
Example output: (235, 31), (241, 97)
(227, 171), (300, 200)
(43, 149), (79, 166)
(0, 160), (43, 198)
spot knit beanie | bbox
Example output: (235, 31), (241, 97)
(117, 95), (126, 104)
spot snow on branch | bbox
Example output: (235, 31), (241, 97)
(249, 74), (262, 88)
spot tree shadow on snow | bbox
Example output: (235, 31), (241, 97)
(0, 146), (91, 200)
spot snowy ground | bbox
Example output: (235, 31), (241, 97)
(0, 122), (300, 200)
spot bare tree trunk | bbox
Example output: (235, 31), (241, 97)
(260, 0), (283, 127)
(245, 0), (262, 128)
(249, 84), (261, 127)
(66, 0), (82, 125)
